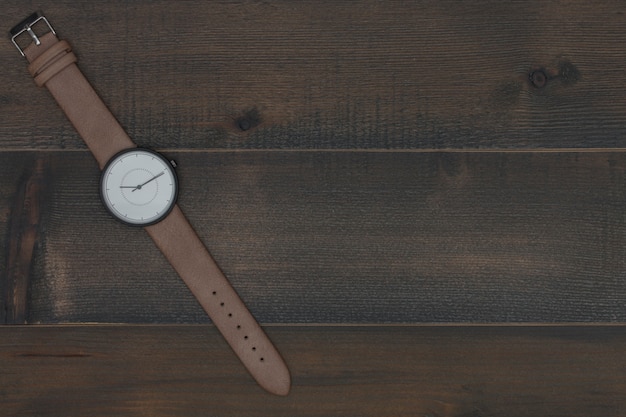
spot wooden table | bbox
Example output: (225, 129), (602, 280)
(2, 1), (626, 415)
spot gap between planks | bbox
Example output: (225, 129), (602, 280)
(3, 323), (625, 328)
(2, 148), (626, 154)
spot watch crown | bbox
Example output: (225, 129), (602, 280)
(170, 160), (177, 168)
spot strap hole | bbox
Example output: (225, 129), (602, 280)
(244, 336), (248, 340)
(260, 358), (264, 362)
(252, 347), (256, 351)
(237, 325), (241, 329)
(220, 302), (225, 306)
(212, 291), (217, 295)
(228, 313), (232, 317)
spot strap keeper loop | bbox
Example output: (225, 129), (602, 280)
(27, 40), (77, 87)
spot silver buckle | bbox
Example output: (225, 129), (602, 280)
(10, 12), (56, 57)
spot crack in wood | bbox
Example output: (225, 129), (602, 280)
(14, 352), (92, 358)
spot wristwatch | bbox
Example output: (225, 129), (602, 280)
(10, 12), (290, 396)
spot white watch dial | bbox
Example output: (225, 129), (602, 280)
(100, 148), (178, 226)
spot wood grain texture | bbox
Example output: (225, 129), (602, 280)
(3, 0), (626, 150)
(0, 150), (624, 324)
(1, 325), (625, 417)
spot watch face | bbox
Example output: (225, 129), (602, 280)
(100, 148), (178, 226)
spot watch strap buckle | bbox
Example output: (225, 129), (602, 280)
(10, 12), (56, 57)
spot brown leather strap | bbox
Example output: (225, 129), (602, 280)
(146, 206), (291, 395)
(24, 32), (135, 168)
(20, 28), (290, 395)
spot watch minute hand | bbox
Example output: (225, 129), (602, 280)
(131, 171), (164, 192)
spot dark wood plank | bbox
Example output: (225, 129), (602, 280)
(3, 0), (626, 150)
(1, 325), (625, 416)
(1, 156), (48, 324)
(0, 150), (623, 324)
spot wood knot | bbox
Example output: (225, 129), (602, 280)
(558, 60), (580, 85)
(529, 69), (548, 88)
(235, 108), (262, 132)
(528, 60), (580, 89)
